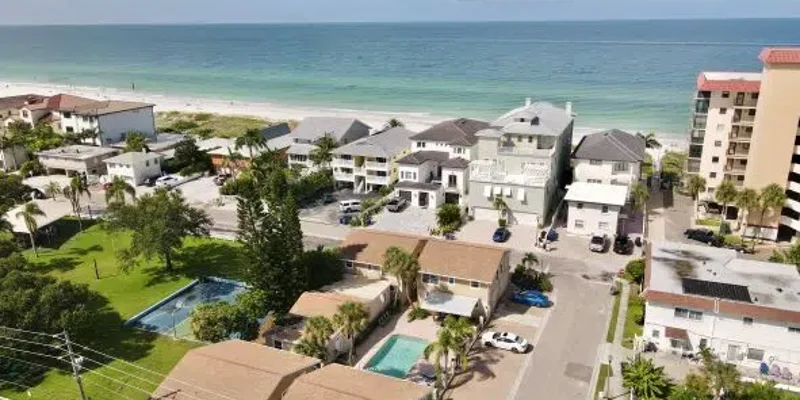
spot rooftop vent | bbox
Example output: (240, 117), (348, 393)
(777, 287), (783, 293)
(531, 117), (540, 126)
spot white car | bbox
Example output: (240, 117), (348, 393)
(155, 175), (180, 188)
(481, 331), (529, 353)
(339, 199), (362, 213)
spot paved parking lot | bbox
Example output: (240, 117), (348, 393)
(299, 189), (380, 225)
(455, 220), (537, 251)
(370, 206), (437, 235)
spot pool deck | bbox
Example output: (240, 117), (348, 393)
(354, 308), (439, 372)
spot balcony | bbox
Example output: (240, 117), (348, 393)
(365, 161), (388, 170)
(366, 175), (389, 185)
(790, 181), (800, 194)
(795, 145), (800, 155)
(732, 94), (758, 108)
(352, 166), (366, 175)
(688, 144), (703, 159)
(333, 171), (354, 181)
(332, 158), (354, 168)
(781, 215), (800, 231)
(726, 144), (750, 158)
(724, 163), (746, 174)
(732, 110), (756, 125)
(497, 146), (552, 157)
(692, 116), (708, 130)
(724, 175), (745, 186)
(794, 164), (800, 175)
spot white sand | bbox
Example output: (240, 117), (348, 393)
(0, 80), (687, 153)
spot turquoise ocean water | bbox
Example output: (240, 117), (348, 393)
(1, 20), (799, 134)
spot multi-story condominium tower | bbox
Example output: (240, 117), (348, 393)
(688, 48), (800, 241)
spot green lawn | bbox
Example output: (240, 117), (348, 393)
(622, 286), (644, 350)
(594, 363), (612, 398)
(1, 220), (246, 400)
(605, 282), (622, 343)
(695, 217), (721, 227)
(156, 111), (297, 138)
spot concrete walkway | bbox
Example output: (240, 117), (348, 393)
(646, 188), (667, 242)
(588, 282), (634, 400)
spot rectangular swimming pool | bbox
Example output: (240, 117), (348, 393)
(365, 334), (428, 379)
(126, 277), (246, 339)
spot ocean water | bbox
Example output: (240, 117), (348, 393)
(1, 20), (799, 134)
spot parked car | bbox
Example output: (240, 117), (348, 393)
(685, 229), (724, 247)
(155, 175), (180, 188)
(589, 234), (608, 253)
(29, 188), (46, 200)
(143, 176), (158, 187)
(481, 331), (529, 353)
(339, 199), (362, 213)
(492, 227), (511, 243)
(213, 174), (231, 186)
(613, 235), (634, 255)
(726, 242), (755, 254)
(698, 200), (722, 214)
(321, 193), (336, 204)
(339, 213), (371, 226)
(385, 197), (408, 213)
(510, 290), (551, 308)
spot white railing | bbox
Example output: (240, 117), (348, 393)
(332, 158), (355, 168)
(333, 172), (354, 181)
(365, 161), (388, 170)
(366, 175), (389, 185)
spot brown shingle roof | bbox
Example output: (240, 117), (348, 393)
(282, 364), (430, 400)
(417, 239), (507, 283)
(45, 94), (98, 111)
(150, 340), (320, 400)
(70, 100), (154, 116)
(409, 118), (489, 146)
(339, 229), (427, 266)
(0, 94), (46, 110)
(289, 292), (364, 320)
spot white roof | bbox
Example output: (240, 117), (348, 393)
(321, 276), (391, 302)
(5, 199), (74, 234)
(103, 152), (163, 165)
(564, 182), (628, 207)
(702, 72), (762, 81)
(420, 291), (480, 317)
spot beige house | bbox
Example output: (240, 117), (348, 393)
(151, 340), (320, 400)
(282, 363), (431, 400)
(338, 229), (427, 281)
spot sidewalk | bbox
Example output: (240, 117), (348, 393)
(588, 282), (634, 400)
(646, 188), (666, 242)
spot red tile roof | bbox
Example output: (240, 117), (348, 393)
(696, 73), (761, 93)
(760, 48), (800, 65)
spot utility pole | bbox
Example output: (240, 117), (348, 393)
(63, 331), (87, 400)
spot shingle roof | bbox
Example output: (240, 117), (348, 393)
(103, 151), (163, 165)
(440, 157), (470, 169)
(71, 100), (154, 116)
(409, 118), (489, 146)
(290, 117), (371, 142)
(282, 364), (430, 400)
(259, 122), (291, 140)
(759, 47), (800, 65)
(491, 102), (573, 136)
(332, 127), (415, 158)
(395, 151), (450, 165)
(151, 340), (320, 400)
(696, 72), (761, 93)
(339, 229), (427, 266)
(572, 129), (645, 162)
(289, 292), (365, 320)
(417, 239), (508, 283)
(0, 94), (47, 111)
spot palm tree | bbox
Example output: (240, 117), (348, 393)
(235, 128), (267, 160)
(332, 301), (369, 365)
(62, 175), (91, 231)
(0, 134), (22, 171)
(698, 350), (741, 400)
(383, 118), (404, 131)
(382, 246), (420, 306)
(105, 176), (136, 205)
(424, 324), (457, 386)
(621, 356), (671, 400)
(293, 316), (334, 361)
(442, 316), (475, 371)
(0, 211), (13, 234)
(685, 174), (706, 215)
(735, 188), (758, 234)
(43, 181), (61, 201)
(521, 252), (539, 270)
(492, 195), (508, 224)
(754, 183), (786, 242)
(714, 179), (738, 221)
(636, 132), (662, 149)
(16, 202), (46, 257)
(124, 132), (149, 153)
(309, 134), (338, 169)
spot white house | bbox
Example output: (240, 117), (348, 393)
(563, 182), (628, 237)
(643, 241), (800, 378)
(331, 126), (415, 193)
(286, 117), (371, 172)
(467, 100), (574, 226)
(103, 152), (164, 185)
(36, 145), (119, 176)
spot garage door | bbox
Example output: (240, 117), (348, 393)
(398, 190), (412, 201)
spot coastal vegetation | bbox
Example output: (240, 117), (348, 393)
(156, 111), (297, 138)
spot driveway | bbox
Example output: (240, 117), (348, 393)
(370, 207), (437, 235)
(456, 220), (537, 252)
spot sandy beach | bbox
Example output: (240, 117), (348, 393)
(0, 80), (687, 153)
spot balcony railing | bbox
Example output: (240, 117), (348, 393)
(366, 175), (389, 185)
(332, 158), (354, 168)
(727, 149), (750, 158)
(724, 164), (746, 173)
(365, 161), (388, 169)
(333, 171), (354, 180)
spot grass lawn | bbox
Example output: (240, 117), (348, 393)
(695, 217), (721, 227)
(156, 111), (298, 138)
(593, 363), (612, 398)
(622, 285), (644, 350)
(605, 282), (622, 343)
(1, 219), (246, 400)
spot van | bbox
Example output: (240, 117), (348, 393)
(339, 199), (362, 213)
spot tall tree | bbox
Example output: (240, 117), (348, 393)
(309, 134), (337, 169)
(631, 182), (650, 237)
(754, 183), (786, 242)
(637, 132), (662, 149)
(714, 179), (738, 220)
(107, 188), (211, 272)
(442, 316), (475, 371)
(685, 174), (706, 215)
(124, 132), (149, 152)
(105, 176), (136, 205)
(698, 350), (741, 400)
(492, 194), (508, 222)
(43, 181), (61, 201)
(293, 316), (334, 360)
(660, 151), (687, 184)
(62, 175), (91, 231)
(332, 301), (369, 365)
(190, 301), (257, 343)
(235, 128), (267, 160)
(621, 356), (672, 400)
(382, 246), (420, 306)
(424, 318), (463, 387)
(0, 173), (33, 210)
(16, 202), (45, 257)
(172, 138), (213, 176)
(735, 188), (759, 235)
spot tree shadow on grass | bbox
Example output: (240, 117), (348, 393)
(142, 240), (246, 287)
(33, 256), (82, 274)
(37, 218), (100, 250)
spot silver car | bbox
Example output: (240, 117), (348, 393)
(385, 197), (408, 212)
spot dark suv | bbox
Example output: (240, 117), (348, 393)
(684, 229), (724, 247)
(613, 235), (634, 255)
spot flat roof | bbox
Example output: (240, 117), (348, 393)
(646, 241), (800, 314)
(289, 291), (365, 320)
(35, 145), (118, 161)
(103, 151), (163, 165)
(282, 364), (430, 400)
(420, 291), (480, 317)
(5, 199), (74, 234)
(564, 182), (628, 207)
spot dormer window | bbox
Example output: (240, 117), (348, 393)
(531, 117), (540, 125)
(517, 118), (526, 122)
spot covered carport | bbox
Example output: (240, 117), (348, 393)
(419, 290), (481, 319)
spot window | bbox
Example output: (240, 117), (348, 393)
(752, 93), (759, 100)
(745, 126), (754, 133)
(746, 348), (765, 361)
(273, 340), (283, 350)
(598, 221), (609, 230)
(576, 202), (583, 209)
(651, 330), (660, 338)
(707, 188), (715, 193)
(454, 147), (464, 154)
(748, 109), (756, 116)
(743, 317), (753, 325)
(470, 281), (480, 288)
(63, 112), (72, 118)
(517, 136), (523, 142)
(612, 162), (629, 172)
(710, 172), (717, 178)
(789, 327), (800, 333)
(449, 277), (455, 285)
(714, 141), (722, 147)
(601, 206), (609, 213)
(674, 308), (703, 320)
(66, 127), (74, 133)
(21, 110), (29, 118)
(145, 161), (150, 167)
(712, 156), (719, 163)
(417, 142), (426, 148)
(528, 136), (533, 143)
(670, 339), (683, 349)
(590, 160), (603, 166)
(699, 338), (708, 349)
(154, 159), (159, 165)
(422, 274), (439, 285)
(588, 179), (602, 184)
(345, 261), (353, 269)
(574, 220), (584, 229)
(722, 91), (730, 98)
(720, 108), (727, 115)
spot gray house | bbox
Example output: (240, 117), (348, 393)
(286, 117), (371, 172)
(331, 126), (416, 193)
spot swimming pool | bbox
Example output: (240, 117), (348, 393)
(126, 277), (247, 339)
(365, 335), (428, 379)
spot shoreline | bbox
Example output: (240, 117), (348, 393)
(0, 80), (687, 151)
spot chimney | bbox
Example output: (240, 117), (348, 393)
(565, 101), (573, 116)
(525, 97), (532, 107)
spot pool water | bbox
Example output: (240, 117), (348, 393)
(127, 278), (246, 339)
(365, 335), (428, 379)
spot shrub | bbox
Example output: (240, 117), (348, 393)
(193, 113), (213, 122)
(436, 204), (462, 233)
(624, 258), (645, 284)
(378, 185), (394, 197)
(695, 218), (721, 227)
(170, 119), (200, 132)
(498, 218), (507, 228)
(511, 265), (553, 292)
(718, 221), (732, 236)
(407, 307), (430, 322)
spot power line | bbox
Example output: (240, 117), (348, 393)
(82, 378), (139, 400)
(79, 368), (164, 399)
(0, 326), (63, 339)
(0, 343), (66, 362)
(0, 376), (77, 400)
(0, 334), (65, 350)
(0, 353), (83, 397)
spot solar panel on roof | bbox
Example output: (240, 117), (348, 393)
(682, 278), (752, 303)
